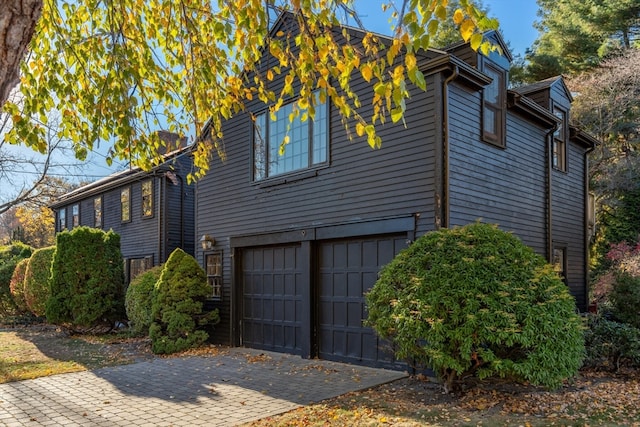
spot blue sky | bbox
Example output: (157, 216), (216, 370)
(1, 0), (541, 203)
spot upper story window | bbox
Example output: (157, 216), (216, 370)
(553, 106), (567, 171)
(94, 197), (102, 228)
(121, 187), (131, 222)
(482, 62), (506, 147)
(71, 204), (79, 227)
(253, 92), (328, 181)
(141, 180), (153, 218)
(58, 209), (66, 231)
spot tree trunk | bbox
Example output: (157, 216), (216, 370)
(0, 0), (42, 107)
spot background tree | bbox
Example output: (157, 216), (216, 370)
(527, 0), (640, 79)
(2, 1), (497, 182)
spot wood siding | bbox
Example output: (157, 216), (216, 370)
(447, 83), (548, 254)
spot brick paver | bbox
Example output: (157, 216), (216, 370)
(0, 348), (406, 426)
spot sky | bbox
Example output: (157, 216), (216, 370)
(0, 0), (541, 203)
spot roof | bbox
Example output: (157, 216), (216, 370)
(514, 76), (574, 103)
(49, 144), (192, 209)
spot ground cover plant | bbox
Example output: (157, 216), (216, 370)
(366, 222), (585, 392)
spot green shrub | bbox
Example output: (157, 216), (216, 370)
(23, 246), (55, 317)
(584, 314), (640, 370)
(149, 248), (219, 354)
(366, 222), (585, 392)
(609, 271), (640, 329)
(9, 258), (30, 314)
(125, 265), (163, 336)
(46, 227), (125, 329)
(0, 242), (33, 317)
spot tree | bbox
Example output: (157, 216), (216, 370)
(2, 1), (497, 181)
(527, 0), (640, 78)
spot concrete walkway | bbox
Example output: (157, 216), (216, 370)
(0, 348), (407, 426)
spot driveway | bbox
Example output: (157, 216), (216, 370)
(0, 347), (406, 426)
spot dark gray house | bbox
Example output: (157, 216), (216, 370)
(193, 15), (597, 368)
(50, 142), (195, 283)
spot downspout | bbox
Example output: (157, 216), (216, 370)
(157, 175), (165, 264)
(441, 65), (459, 229)
(584, 142), (595, 312)
(545, 128), (554, 263)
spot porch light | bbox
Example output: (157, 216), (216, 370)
(200, 234), (215, 250)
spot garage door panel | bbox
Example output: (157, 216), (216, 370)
(318, 235), (407, 368)
(241, 244), (304, 355)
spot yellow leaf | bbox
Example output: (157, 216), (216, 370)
(355, 122), (365, 137)
(361, 64), (373, 82)
(276, 30), (285, 37)
(460, 19), (475, 42)
(266, 69), (274, 81)
(470, 33), (482, 51)
(453, 9), (464, 25)
(405, 53), (417, 72)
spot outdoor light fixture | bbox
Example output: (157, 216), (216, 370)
(200, 234), (215, 250)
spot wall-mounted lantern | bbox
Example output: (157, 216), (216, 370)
(200, 234), (215, 251)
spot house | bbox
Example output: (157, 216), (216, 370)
(49, 137), (195, 283)
(192, 15), (597, 369)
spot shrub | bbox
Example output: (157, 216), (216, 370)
(23, 246), (55, 317)
(609, 271), (640, 329)
(149, 248), (219, 354)
(366, 222), (585, 392)
(125, 265), (163, 336)
(584, 314), (640, 370)
(0, 242), (33, 317)
(9, 258), (30, 314)
(46, 227), (125, 329)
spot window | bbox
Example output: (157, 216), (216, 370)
(121, 187), (131, 222)
(553, 246), (567, 283)
(94, 197), (102, 228)
(71, 204), (79, 227)
(482, 62), (506, 147)
(206, 252), (223, 300)
(141, 180), (153, 218)
(58, 209), (66, 231)
(128, 256), (153, 283)
(553, 107), (567, 171)
(254, 92), (328, 180)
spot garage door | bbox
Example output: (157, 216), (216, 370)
(318, 236), (407, 367)
(241, 244), (305, 355)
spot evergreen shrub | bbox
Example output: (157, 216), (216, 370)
(125, 265), (163, 335)
(584, 314), (640, 370)
(9, 258), (30, 314)
(366, 222), (585, 392)
(609, 271), (640, 329)
(46, 227), (125, 329)
(0, 242), (33, 317)
(23, 246), (55, 317)
(149, 248), (219, 354)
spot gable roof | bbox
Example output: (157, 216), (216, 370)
(514, 76), (574, 103)
(442, 30), (513, 63)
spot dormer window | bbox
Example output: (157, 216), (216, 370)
(482, 62), (506, 147)
(553, 106), (567, 171)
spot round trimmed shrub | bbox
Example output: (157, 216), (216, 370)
(125, 265), (163, 336)
(46, 227), (125, 329)
(24, 246), (55, 317)
(9, 258), (30, 314)
(366, 222), (585, 392)
(149, 248), (219, 354)
(609, 271), (640, 329)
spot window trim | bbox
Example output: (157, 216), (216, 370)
(121, 187), (131, 223)
(205, 251), (223, 301)
(93, 196), (103, 229)
(253, 92), (329, 181)
(481, 61), (507, 148)
(141, 179), (154, 218)
(552, 104), (568, 172)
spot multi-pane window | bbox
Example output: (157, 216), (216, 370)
(254, 92), (328, 180)
(553, 107), (567, 171)
(206, 252), (223, 300)
(553, 246), (567, 283)
(58, 209), (66, 231)
(128, 256), (153, 284)
(94, 197), (102, 228)
(141, 180), (153, 218)
(71, 204), (79, 227)
(482, 62), (506, 147)
(121, 187), (131, 222)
